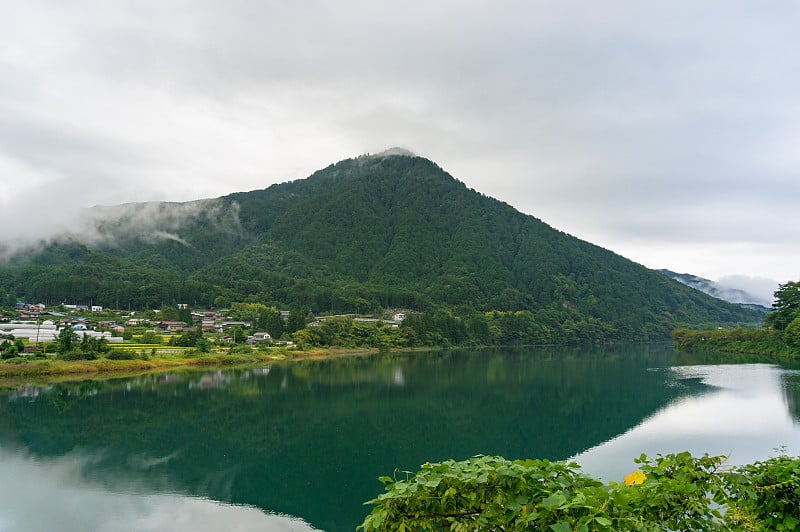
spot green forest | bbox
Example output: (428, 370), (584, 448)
(0, 153), (764, 344)
(673, 280), (800, 357)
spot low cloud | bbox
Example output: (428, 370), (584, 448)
(716, 275), (779, 308)
(0, 198), (242, 261)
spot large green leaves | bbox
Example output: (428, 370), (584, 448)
(361, 452), (800, 531)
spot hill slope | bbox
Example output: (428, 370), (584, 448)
(0, 151), (762, 340)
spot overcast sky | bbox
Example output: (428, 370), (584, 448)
(1, 1), (797, 301)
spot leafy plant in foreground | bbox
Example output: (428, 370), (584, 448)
(360, 452), (800, 531)
(723, 453), (800, 530)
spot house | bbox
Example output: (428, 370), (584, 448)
(222, 321), (251, 328)
(158, 321), (188, 333)
(201, 321), (222, 333)
(251, 332), (272, 342)
(61, 317), (89, 328)
(272, 339), (294, 346)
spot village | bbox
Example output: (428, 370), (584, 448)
(0, 301), (407, 356)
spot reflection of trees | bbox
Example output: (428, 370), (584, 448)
(783, 374), (800, 424)
(0, 344), (698, 532)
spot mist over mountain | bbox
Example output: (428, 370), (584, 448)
(659, 270), (774, 309)
(0, 151), (762, 341)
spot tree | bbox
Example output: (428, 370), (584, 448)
(0, 340), (17, 358)
(177, 305), (192, 325)
(56, 327), (78, 354)
(784, 317), (800, 348)
(766, 280), (800, 330)
(140, 331), (160, 344)
(159, 305), (180, 322)
(170, 329), (199, 347)
(196, 337), (211, 352)
(286, 306), (306, 333)
(261, 307), (285, 339)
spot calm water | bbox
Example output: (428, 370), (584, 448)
(1, 345), (799, 531)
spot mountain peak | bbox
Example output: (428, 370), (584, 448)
(365, 147), (417, 159)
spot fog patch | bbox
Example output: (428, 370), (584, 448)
(0, 198), (243, 261)
(716, 275), (779, 307)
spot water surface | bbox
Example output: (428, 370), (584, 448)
(1, 344), (798, 531)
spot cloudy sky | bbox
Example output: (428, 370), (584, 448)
(1, 1), (797, 300)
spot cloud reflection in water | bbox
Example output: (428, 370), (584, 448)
(0, 448), (318, 532)
(573, 364), (800, 482)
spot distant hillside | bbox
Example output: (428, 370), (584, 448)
(0, 151), (763, 341)
(658, 270), (772, 310)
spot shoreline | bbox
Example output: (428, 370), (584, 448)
(0, 347), (388, 387)
(10, 339), (789, 387)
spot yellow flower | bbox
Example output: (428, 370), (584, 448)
(624, 470), (646, 486)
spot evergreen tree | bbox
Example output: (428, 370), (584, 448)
(56, 327), (78, 354)
(287, 307), (306, 333)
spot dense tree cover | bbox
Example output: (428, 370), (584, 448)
(0, 337), (25, 358)
(0, 153), (763, 343)
(673, 280), (800, 357)
(54, 329), (111, 360)
(766, 281), (800, 330)
(360, 453), (800, 531)
(293, 317), (409, 349)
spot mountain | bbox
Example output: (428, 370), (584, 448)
(658, 270), (772, 310)
(0, 150), (763, 341)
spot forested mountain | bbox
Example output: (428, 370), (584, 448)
(0, 151), (762, 341)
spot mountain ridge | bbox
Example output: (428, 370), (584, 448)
(0, 151), (763, 341)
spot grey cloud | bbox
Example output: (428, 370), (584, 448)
(1, 0), (799, 282)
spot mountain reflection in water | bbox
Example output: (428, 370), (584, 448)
(1, 345), (799, 531)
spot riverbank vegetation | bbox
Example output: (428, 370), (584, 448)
(360, 452), (800, 531)
(0, 350), (292, 379)
(673, 280), (800, 358)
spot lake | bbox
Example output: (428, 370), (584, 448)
(1, 344), (799, 531)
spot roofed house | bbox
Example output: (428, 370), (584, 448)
(158, 321), (188, 333)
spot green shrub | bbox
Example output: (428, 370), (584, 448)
(724, 453), (800, 530)
(360, 452), (800, 531)
(57, 350), (98, 361)
(105, 349), (138, 360)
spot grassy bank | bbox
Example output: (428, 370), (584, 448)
(0, 346), (387, 385)
(672, 328), (800, 358)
